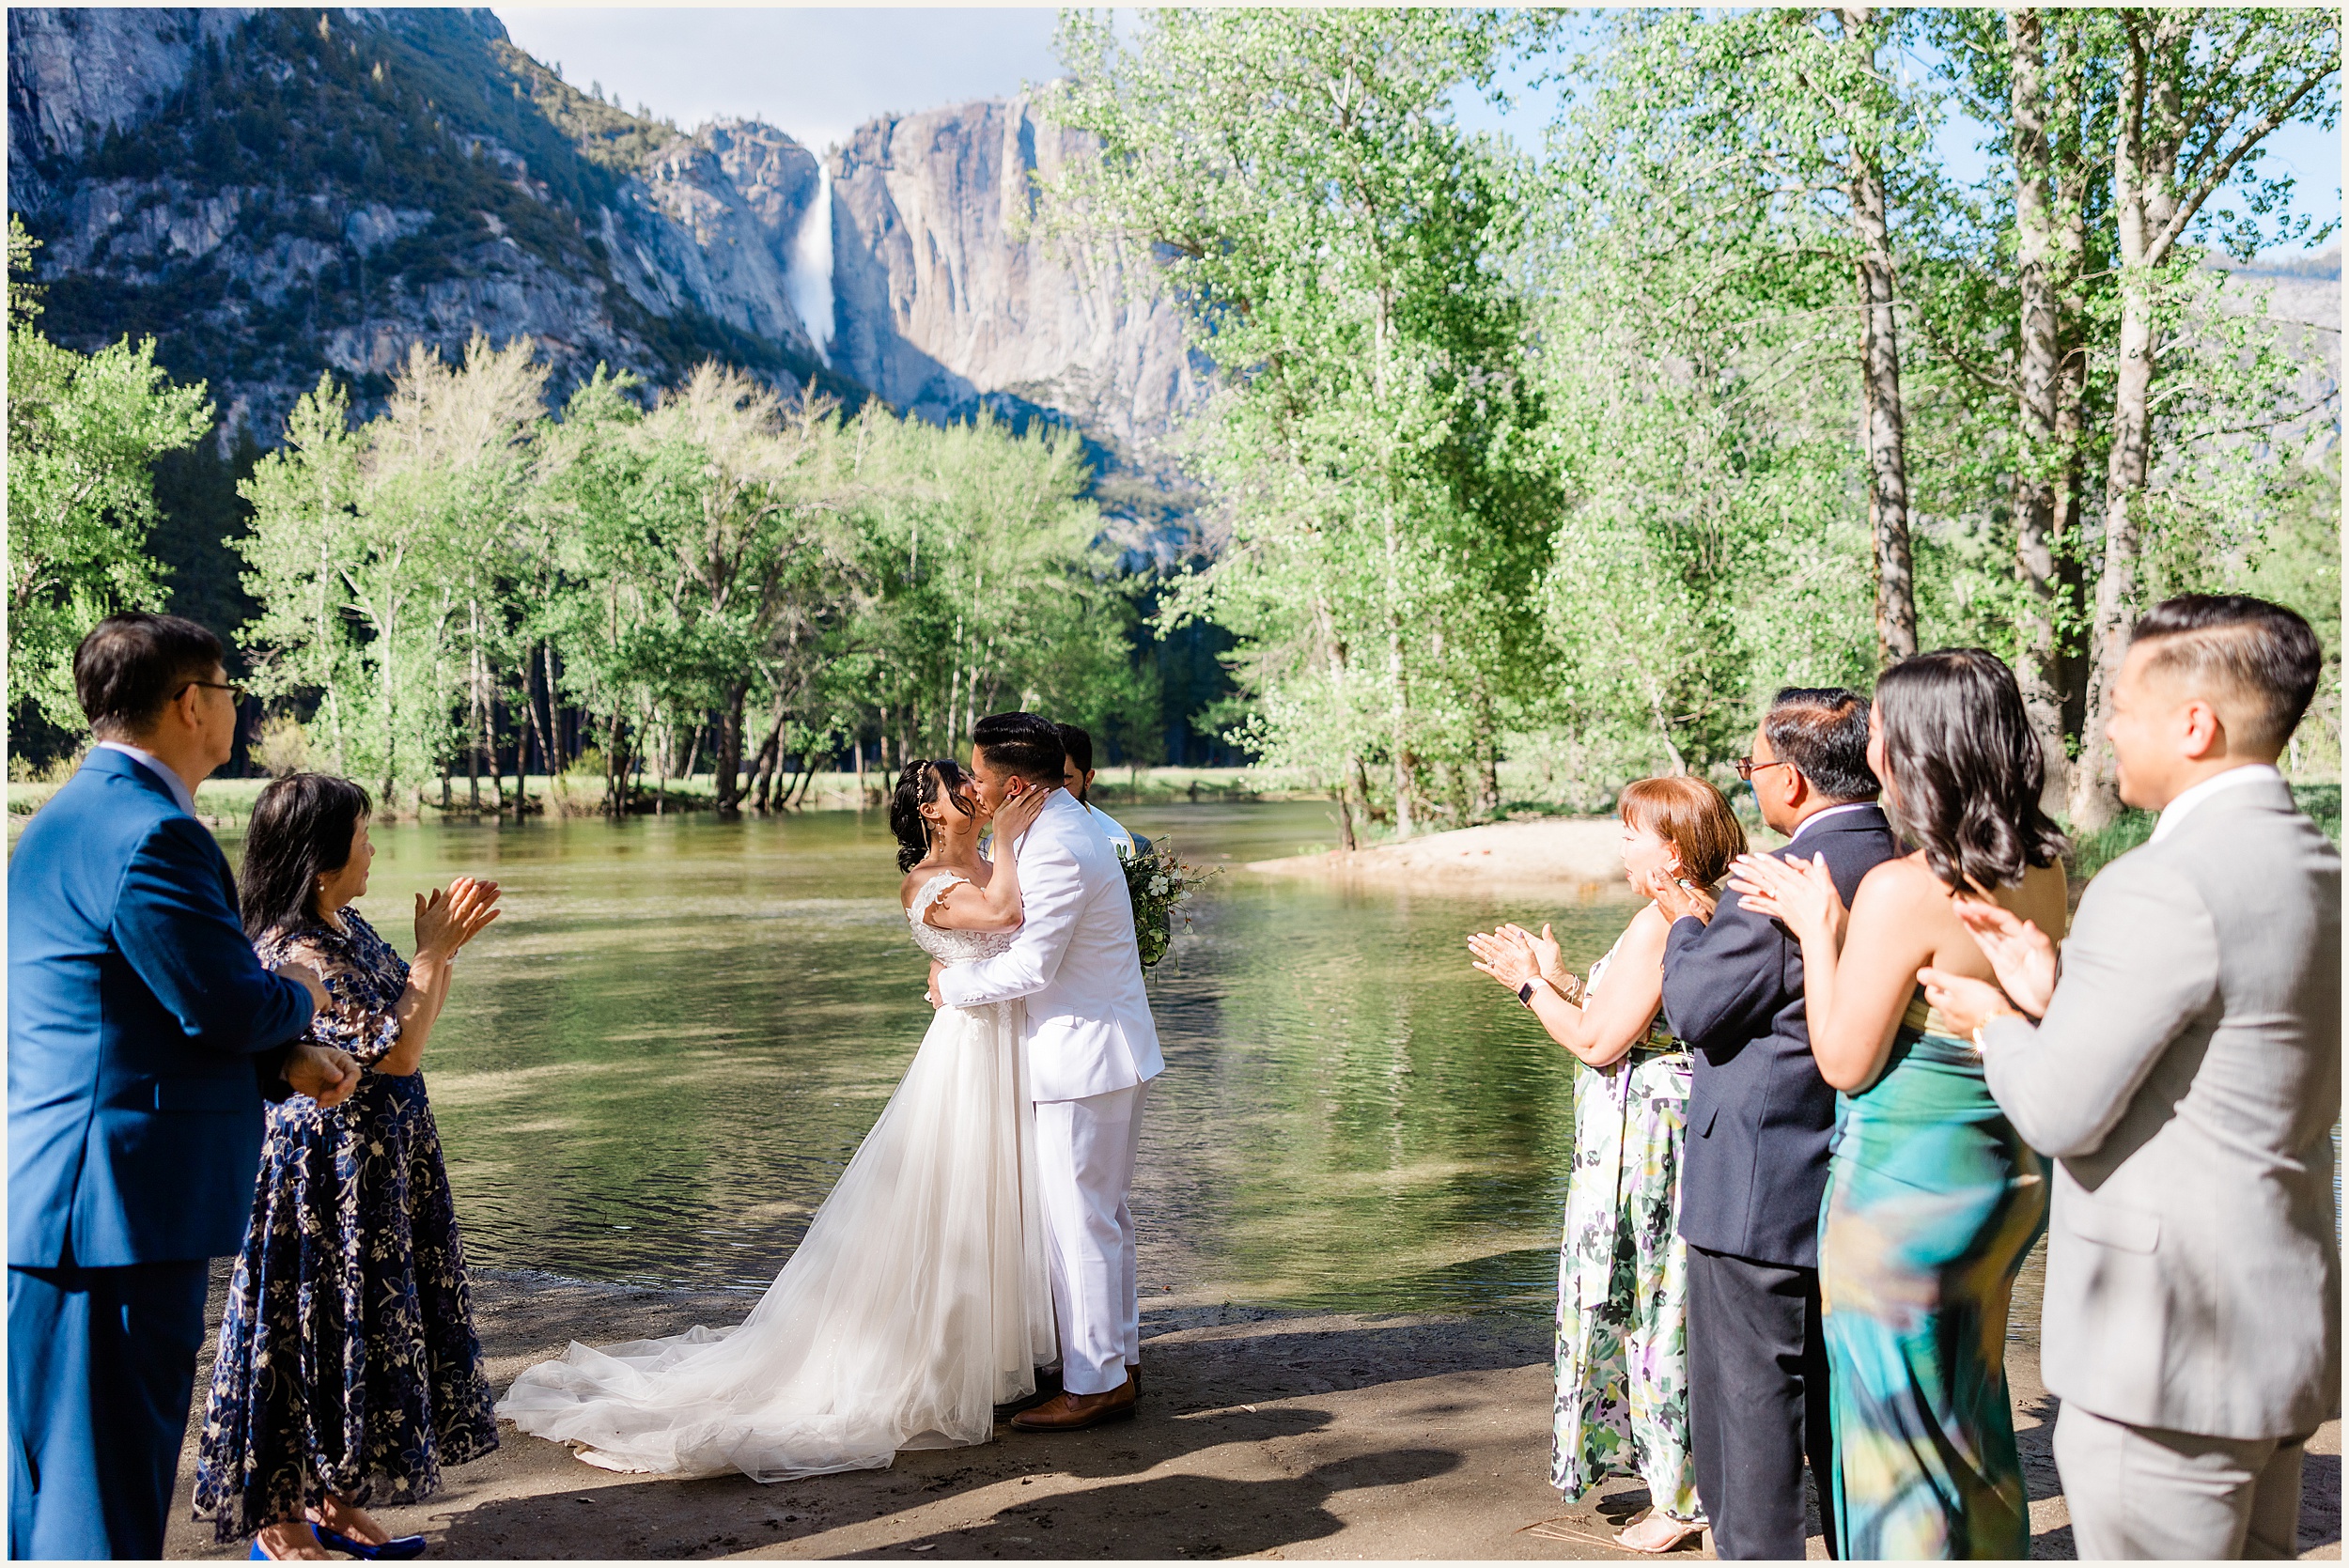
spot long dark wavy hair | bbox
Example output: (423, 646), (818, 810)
(890, 759), (975, 873)
(240, 773), (374, 939)
(1873, 648), (2067, 892)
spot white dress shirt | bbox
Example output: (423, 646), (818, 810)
(1084, 800), (1137, 858)
(2148, 763), (2285, 845)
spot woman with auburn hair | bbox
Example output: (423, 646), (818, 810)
(1732, 649), (2067, 1559)
(1468, 774), (1747, 1555)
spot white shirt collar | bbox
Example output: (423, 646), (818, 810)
(1084, 800), (1136, 852)
(2149, 763), (2283, 844)
(95, 740), (199, 818)
(1786, 800), (1876, 843)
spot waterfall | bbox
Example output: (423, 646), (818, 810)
(785, 162), (835, 365)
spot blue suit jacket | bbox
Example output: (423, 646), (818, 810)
(8, 750), (316, 1267)
(1660, 803), (1903, 1269)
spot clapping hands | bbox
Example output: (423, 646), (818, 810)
(1468, 924), (1543, 989)
(1948, 894), (2058, 1018)
(1468, 922), (1582, 1003)
(415, 877), (501, 961)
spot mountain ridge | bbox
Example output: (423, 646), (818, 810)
(7, 6), (1201, 466)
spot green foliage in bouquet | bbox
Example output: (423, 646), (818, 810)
(1119, 842), (1214, 969)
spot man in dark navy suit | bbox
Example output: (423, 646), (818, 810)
(1655, 688), (1901, 1560)
(8, 613), (363, 1559)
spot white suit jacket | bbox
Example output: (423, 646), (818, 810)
(1980, 773), (2341, 1440)
(936, 789), (1163, 1103)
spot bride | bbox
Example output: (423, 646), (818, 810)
(496, 759), (1057, 1480)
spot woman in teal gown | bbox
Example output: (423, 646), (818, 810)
(1733, 649), (2068, 1559)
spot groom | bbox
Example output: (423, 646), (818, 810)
(929, 712), (1164, 1431)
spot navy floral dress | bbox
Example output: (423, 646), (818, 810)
(193, 910), (497, 1540)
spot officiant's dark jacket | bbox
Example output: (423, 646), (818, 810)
(1660, 801), (1902, 1268)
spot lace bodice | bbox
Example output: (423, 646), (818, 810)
(906, 873), (1018, 965)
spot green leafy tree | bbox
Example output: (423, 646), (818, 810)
(8, 217), (212, 731)
(1043, 8), (1558, 839)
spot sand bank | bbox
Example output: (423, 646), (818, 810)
(1247, 818), (1638, 899)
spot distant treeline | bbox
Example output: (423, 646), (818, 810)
(8, 216), (1239, 812)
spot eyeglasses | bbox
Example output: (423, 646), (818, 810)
(174, 679), (248, 706)
(1733, 756), (1792, 783)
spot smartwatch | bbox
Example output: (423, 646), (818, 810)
(1517, 980), (1539, 1007)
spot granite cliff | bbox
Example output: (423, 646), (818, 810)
(7, 7), (1200, 460)
(830, 98), (1199, 447)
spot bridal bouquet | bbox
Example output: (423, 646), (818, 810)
(1120, 842), (1214, 968)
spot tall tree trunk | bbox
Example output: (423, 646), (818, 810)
(1384, 504), (1415, 841)
(2071, 21), (2170, 831)
(537, 641), (560, 772)
(749, 695), (788, 813)
(713, 685), (750, 816)
(2007, 8), (2068, 805)
(511, 679), (532, 817)
(1843, 6), (1915, 665)
(604, 707), (626, 820)
(653, 714), (669, 816)
(2072, 282), (2157, 830)
(1473, 706), (1501, 822)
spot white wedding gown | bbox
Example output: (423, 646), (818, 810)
(494, 873), (1057, 1480)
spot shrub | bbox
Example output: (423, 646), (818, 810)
(255, 713), (310, 777)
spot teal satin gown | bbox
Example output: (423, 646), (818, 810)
(1818, 1001), (2048, 1559)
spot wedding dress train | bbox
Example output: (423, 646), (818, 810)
(495, 873), (1056, 1480)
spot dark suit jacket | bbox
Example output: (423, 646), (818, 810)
(1660, 802), (1902, 1268)
(8, 750), (315, 1267)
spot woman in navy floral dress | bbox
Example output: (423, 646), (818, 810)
(194, 775), (503, 1560)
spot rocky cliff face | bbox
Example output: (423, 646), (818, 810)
(8, 8), (841, 443)
(830, 98), (1199, 448)
(8, 8), (1199, 464)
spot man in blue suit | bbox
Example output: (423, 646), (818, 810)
(9, 613), (362, 1560)
(1654, 687), (1901, 1560)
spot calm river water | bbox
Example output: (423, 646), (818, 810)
(251, 801), (1641, 1317)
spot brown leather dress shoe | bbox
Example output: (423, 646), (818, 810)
(1008, 1373), (1136, 1432)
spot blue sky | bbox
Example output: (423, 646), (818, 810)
(491, 7), (2339, 255)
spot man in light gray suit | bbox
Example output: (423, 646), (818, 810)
(1924, 594), (2340, 1560)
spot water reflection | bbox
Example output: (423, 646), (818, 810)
(232, 803), (1640, 1318)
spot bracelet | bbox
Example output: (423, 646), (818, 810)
(1544, 970), (1585, 1006)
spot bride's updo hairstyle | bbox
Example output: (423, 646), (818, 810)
(1873, 648), (2067, 893)
(1618, 775), (1747, 887)
(891, 759), (974, 873)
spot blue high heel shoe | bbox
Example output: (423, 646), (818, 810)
(312, 1524), (428, 1560)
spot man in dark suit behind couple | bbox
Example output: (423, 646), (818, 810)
(8, 614), (365, 1559)
(1647, 688), (1901, 1559)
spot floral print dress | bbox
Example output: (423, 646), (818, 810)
(1550, 939), (1704, 1524)
(193, 910), (497, 1541)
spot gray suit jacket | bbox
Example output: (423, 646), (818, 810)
(1980, 774), (2341, 1440)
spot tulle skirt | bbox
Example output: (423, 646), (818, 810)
(495, 999), (1055, 1481)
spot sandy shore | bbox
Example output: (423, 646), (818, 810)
(164, 1255), (2339, 1561)
(1247, 818), (1641, 900)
